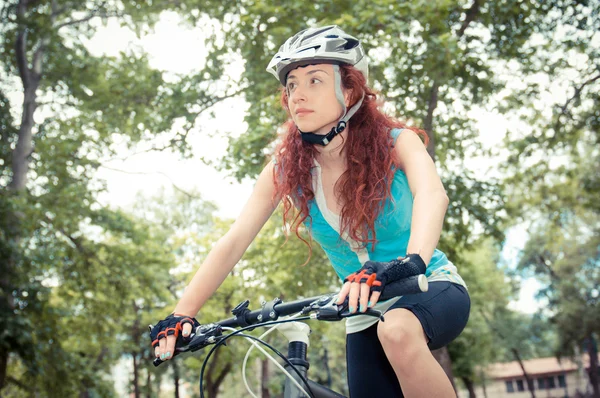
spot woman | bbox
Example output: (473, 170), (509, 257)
(150, 26), (470, 397)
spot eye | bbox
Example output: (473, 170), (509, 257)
(286, 81), (297, 91)
(311, 77), (322, 84)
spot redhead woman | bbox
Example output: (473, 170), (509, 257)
(150, 26), (470, 398)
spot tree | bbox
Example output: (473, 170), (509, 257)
(499, 2), (599, 396)
(448, 239), (513, 398)
(517, 218), (600, 397)
(129, 189), (236, 398)
(0, 0), (236, 393)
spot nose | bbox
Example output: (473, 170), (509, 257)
(289, 85), (307, 104)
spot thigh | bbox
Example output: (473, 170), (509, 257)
(386, 281), (471, 350)
(346, 324), (404, 398)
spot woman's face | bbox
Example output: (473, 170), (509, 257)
(286, 64), (348, 135)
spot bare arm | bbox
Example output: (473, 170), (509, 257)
(395, 130), (449, 265)
(337, 130), (448, 312)
(156, 162), (280, 361)
(173, 161), (280, 316)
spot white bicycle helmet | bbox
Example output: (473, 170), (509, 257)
(266, 26), (368, 146)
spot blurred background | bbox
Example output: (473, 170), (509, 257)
(0, 1), (598, 397)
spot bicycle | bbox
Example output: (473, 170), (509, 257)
(150, 272), (428, 397)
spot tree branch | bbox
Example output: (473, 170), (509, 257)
(537, 254), (559, 280)
(480, 310), (537, 397)
(424, 80), (439, 161)
(31, 38), (49, 79)
(23, 0), (43, 8)
(214, 362), (233, 389)
(425, 0), (481, 161)
(457, 0), (481, 38)
(44, 215), (90, 255)
(54, 14), (99, 30)
(184, 88), (246, 134)
(15, 30), (30, 88)
(6, 376), (28, 391)
(53, 1), (117, 31)
(103, 89), (245, 161)
(557, 72), (600, 118)
(98, 165), (199, 199)
(15, 2), (30, 88)
(205, 342), (224, 388)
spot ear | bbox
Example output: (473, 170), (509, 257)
(343, 88), (354, 107)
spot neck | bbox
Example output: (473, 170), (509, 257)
(314, 127), (349, 168)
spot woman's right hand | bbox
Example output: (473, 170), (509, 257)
(149, 313), (200, 361)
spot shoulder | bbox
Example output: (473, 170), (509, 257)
(390, 127), (427, 146)
(391, 128), (430, 171)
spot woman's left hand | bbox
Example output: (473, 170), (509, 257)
(335, 255), (427, 313)
(336, 263), (384, 313)
(336, 278), (382, 314)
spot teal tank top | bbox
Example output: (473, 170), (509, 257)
(304, 128), (456, 282)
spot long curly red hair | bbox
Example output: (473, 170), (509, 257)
(272, 64), (428, 260)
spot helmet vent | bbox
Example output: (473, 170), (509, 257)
(344, 39), (359, 49)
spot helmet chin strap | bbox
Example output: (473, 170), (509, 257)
(299, 65), (364, 146)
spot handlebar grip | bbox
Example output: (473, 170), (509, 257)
(380, 274), (428, 301)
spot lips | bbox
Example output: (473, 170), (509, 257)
(295, 109), (314, 116)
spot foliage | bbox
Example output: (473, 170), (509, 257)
(449, 239), (512, 383)
(2, 0), (598, 395)
(518, 216), (600, 357)
(0, 0), (229, 395)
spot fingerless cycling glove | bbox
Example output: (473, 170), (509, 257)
(150, 314), (201, 348)
(343, 254), (427, 293)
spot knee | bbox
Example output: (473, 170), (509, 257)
(377, 309), (427, 357)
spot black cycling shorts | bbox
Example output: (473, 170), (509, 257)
(346, 281), (470, 397)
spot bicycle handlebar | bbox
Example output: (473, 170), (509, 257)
(218, 273), (427, 328)
(151, 273), (427, 367)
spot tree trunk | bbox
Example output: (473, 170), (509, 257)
(131, 303), (143, 398)
(480, 370), (488, 398)
(0, 349), (7, 392)
(132, 354), (140, 398)
(261, 358), (271, 398)
(145, 370), (152, 398)
(423, 81), (439, 162)
(512, 348), (536, 398)
(461, 376), (476, 398)
(204, 361), (232, 398)
(11, 0), (47, 192)
(323, 344), (332, 388)
(421, 2), (483, 383)
(432, 347), (457, 391)
(203, 345), (232, 398)
(173, 360), (181, 398)
(9, 85), (37, 191)
(586, 336), (600, 398)
(425, 80), (457, 389)
(0, 0), (47, 391)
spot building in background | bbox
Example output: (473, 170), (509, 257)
(460, 353), (598, 398)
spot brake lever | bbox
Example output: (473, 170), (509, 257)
(305, 294), (383, 321)
(341, 307), (384, 321)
